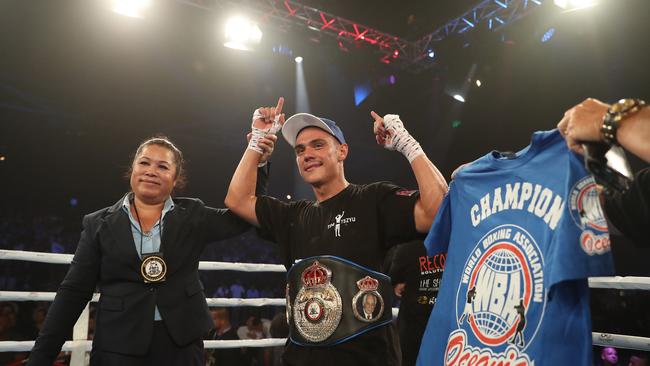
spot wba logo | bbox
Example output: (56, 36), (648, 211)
(569, 176), (610, 255)
(452, 224), (545, 362)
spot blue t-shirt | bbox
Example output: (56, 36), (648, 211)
(417, 130), (614, 366)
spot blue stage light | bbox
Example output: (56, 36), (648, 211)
(354, 83), (372, 106)
(541, 28), (555, 43)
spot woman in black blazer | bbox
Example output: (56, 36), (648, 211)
(27, 135), (275, 366)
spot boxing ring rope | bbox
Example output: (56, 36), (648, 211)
(0, 249), (286, 272)
(588, 276), (650, 291)
(1, 248), (649, 360)
(592, 333), (650, 351)
(0, 291), (286, 307)
(0, 339), (288, 353)
(4, 249), (649, 292)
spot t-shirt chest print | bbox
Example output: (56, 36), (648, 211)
(326, 210), (357, 237)
(450, 223), (544, 364)
(417, 130), (614, 366)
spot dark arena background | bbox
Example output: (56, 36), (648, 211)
(1, 0), (649, 365)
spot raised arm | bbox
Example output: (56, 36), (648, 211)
(409, 153), (449, 232)
(225, 97), (284, 226)
(371, 111), (448, 233)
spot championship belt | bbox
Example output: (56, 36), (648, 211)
(286, 256), (393, 346)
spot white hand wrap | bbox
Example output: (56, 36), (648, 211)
(248, 108), (282, 154)
(382, 114), (424, 163)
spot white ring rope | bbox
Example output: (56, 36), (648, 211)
(588, 276), (650, 291)
(204, 338), (286, 348)
(0, 341), (90, 353)
(593, 333), (650, 352)
(1, 248), (649, 352)
(0, 291), (96, 302)
(0, 249), (74, 264)
(198, 261), (285, 272)
(4, 334), (649, 352)
(4, 249), (650, 290)
(0, 339), (287, 352)
(0, 249), (285, 272)
(0, 291), (285, 307)
(205, 298), (285, 307)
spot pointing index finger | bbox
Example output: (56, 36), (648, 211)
(370, 110), (381, 121)
(276, 97), (285, 115)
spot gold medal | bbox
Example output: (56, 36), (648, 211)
(130, 197), (167, 284)
(141, 253), (167, 283)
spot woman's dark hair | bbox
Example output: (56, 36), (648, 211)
(126, 135), (187, 191)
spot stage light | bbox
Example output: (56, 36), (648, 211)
(541, 28), (556, 43)
(286, 195), (292, 200)
(393, 50), (399, 58)
(69, 198), (79, 207)
(224, 16), (262, 51)
(273, 45), (293, 57)
(475, 79), (482, 87)
(295, 56), (303, 63)
(451, 120), (462, 128)
(0, 155), (5, 161)
(112, 0), (151, 19)
(453, 94), (465, 103)
(554, 0), (597, 10)
(389, 75), (396, 85)
(428, 50), (435, 59)
(354, 83), (372, 106)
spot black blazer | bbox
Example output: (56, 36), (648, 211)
(28, 167), (269, 364)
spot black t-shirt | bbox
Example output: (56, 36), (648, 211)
(604, 167), (650, 246)
(384, 241), (444, 366)
(256, 182), (420, 366)
(385, 240), (443, 318)
(256, 181), (420, 270)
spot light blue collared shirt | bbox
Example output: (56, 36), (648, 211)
(122, 193), (175, 321)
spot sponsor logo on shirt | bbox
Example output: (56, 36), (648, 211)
(419, 278), (441, 292)
(326, 211), (356, 237)
(569, 176), (610, 255)
(417, 295), (436, 305)
(446, 224), (546, 366)
(419, 253), (446, 275)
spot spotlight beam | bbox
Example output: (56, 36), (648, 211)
(293, 56), (313, 200)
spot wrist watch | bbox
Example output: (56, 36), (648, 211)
(601, 98), (647, 145)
